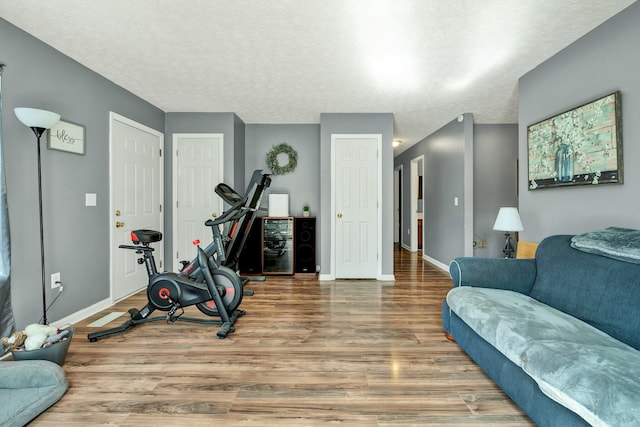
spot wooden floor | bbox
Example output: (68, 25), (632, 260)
(30, 246), (533, 426)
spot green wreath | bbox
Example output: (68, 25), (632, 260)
(266, 143), (298, 175)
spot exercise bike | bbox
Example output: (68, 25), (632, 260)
(87, 229), (243, 342)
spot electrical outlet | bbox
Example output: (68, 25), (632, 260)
(51, 272), (61, 289)
(473, 240), (487, 249)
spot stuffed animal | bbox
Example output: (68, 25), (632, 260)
(1, 323), (71, 352)
(24, 323), (57, 337)
(24, 333), (49, 350)
(1, 330), (27, 352)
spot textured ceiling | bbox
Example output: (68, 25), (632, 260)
(0, 0), (635, 154)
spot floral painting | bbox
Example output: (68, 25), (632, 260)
(527, 91), (623, 190)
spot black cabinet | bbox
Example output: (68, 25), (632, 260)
(294, 217), (316, 274)
(237, 219), (263, 275)
(262, 217), (294, 275)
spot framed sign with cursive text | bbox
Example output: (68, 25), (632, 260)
(48, 119), (85, 155)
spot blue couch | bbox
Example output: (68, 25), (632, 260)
(442, 233), (640, 426)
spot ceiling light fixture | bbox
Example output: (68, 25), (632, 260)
(392, 139), (402, 148)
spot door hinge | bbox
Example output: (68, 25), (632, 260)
(176, 251), (179, 259)
(159, 204), (162, 213)
(159, 148), (162, 157)
(176, 200), (179, 208)
(159, 260), (163, 269)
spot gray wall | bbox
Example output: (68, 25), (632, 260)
(164, 112), (244, 267)
(518, 2), (640, 241)
(473, 124), (519, 257)
(234, 114), (246, 190)
(1, 19), (164, 328)
(245, 124), (321, 218)
(319, 113), (395, 277)
(245, 124), (321, 270)
(395, 116), (471, 265)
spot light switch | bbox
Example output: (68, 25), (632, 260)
(85, 193), (97, 207)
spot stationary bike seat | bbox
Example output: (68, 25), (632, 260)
(131, 229), (163, 243)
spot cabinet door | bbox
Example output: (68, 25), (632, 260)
(263, 217), (294, 275)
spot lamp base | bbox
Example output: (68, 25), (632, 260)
(502, 232), (515, 258)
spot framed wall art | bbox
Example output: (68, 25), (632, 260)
(48, 119), (85, 155)
(527, 91), (622, 190)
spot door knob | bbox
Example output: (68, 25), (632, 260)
(212, 212), (218, 218)
(115, 221), (125, 228)
(337, 213), (343, 218)
(115, 210), (121, 216)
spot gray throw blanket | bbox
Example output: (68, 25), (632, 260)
(570, 227), (640, 264)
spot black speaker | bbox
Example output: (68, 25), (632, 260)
(238, 218), (263, 275)
(294, 217), (316, 274)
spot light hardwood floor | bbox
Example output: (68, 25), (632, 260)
(28, 246), (533, 426)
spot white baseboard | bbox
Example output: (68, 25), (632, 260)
(422, 254), (450, 273)
(50, 298), (113, 328)
(319, 273), (395, 281)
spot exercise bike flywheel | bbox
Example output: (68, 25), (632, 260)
(196, 266), (243, 317)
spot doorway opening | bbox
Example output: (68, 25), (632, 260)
(410, 155), (424, 253)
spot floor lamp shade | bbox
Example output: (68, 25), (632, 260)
(14, 108), (60, 130)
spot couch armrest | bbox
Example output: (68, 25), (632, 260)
(449, 257), (537, 295)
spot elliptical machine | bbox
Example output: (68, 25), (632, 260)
(176, 170), (270, 312)
(87, 229), (243, 342)
(179, 170), (270, 278)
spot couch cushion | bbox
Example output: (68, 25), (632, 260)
(531, 234), (640, 351)
(447, 286), (640, 427)
(523, 341), (640, 427)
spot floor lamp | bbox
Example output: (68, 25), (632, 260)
(493, 207), (524, 258)
(14, 107), (61, 325)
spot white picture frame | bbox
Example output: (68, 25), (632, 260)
(48, 119), (85, 155)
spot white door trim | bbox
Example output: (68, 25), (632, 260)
(393, 165), (402, 244)
(109, 112), (164, 302)
(171, 133), (224, 271)
(329, 133), (382, 280)
(410, 155), (424, 253)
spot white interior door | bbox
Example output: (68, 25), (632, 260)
(110, 113), (164, 301)
(172, 134), (223, 271)
(332, 134), (381, 279)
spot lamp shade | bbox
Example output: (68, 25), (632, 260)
(493, 207), (523, 232)
(14, 108), (60, 129)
